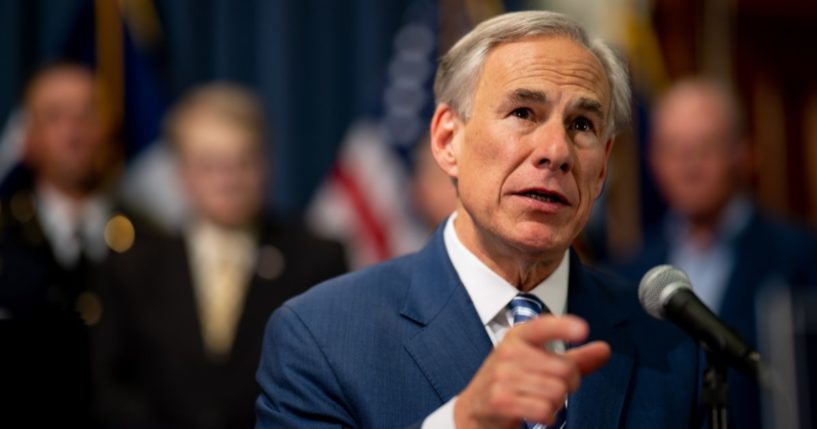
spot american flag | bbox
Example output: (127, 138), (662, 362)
(307, 0), (441, 269)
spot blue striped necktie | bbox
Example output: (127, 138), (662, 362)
(508, 293), (568, 429)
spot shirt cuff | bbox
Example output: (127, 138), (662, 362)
(421, 396), (458, 428)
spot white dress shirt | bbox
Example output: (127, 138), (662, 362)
(36, 182), (111, 267)
(423, 214), (570, 428)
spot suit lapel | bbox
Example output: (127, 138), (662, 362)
(156, 237), (210, 363)
(567, 253), (635, 429)
(401, 229), (493, 402)
(398, 234), (638, 421)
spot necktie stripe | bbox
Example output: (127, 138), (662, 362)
(508, 293), (548, 325)
(515, 295), (544, 310)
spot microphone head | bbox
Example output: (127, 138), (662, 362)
(639, 265), (692, 320)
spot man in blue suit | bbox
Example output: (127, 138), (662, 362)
(611, 79), (817, 429)
(257, 11), (699, 428)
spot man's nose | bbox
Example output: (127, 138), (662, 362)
(531, 120), (572, 173)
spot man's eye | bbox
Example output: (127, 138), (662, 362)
(571, 117), (595, 132)
(511, 108), (534, 120)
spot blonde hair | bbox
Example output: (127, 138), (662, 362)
(164, 82), (267, 151)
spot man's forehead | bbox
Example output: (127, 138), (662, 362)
(480, 35), (610, 109)
(657, 87), (728, 120)
(30, 71), (95, 107)
(178, 112), (260, 153)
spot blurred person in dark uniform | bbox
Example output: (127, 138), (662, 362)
(611, 78), (817, 429)
(0, 62), (132, 426)
(92, 83), (348, 429)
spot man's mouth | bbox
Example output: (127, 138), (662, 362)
(518, 189), (569, 205)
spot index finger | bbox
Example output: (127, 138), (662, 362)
(509, 314), (590, 347)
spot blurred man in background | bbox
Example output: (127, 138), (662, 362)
(611, 78), (817, 429)
(92, 83), (347, 429)
(0, 62), (124, 426)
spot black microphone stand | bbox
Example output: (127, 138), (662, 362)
(701, 352), (730, 429)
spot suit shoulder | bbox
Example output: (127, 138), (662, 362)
(754, 214), (817, 248)
(582, 265), (690, 339)
(602, 226), (669, 283)
(260, 216), (335, 246)
(105, 225), (181, 263)
(582, 264), (640, 303)
(259, 216), (348, 264)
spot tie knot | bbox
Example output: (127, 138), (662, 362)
(508, 293), (548, 325)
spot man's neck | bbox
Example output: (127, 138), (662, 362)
(37, 177), (95, 204)
(452, 210), (565, 292)
(686, 221), (718, 248)
(36, 179), (96, 218)
(682, 194), (754, 249)
(685, 199), (736, 249)
(190, 215), (258, 239)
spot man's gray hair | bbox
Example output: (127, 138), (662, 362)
(434, 11), (631, 139)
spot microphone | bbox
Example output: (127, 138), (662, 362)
(638, 265), (760, 377)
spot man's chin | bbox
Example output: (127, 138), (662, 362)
(56, 171), (105, 195)
(502, 227), (569, 258)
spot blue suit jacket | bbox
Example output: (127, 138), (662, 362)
(256, 228), (699, 428)
(611, 208), (817, 429)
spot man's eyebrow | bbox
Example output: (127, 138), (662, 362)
(510, 88), (547, 104)
(573, 97), (605, 118)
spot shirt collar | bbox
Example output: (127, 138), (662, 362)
(442, 214), (570, 326)
(35, 182), (111, 264)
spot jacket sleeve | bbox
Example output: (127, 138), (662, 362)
(255, 304), (356, 428)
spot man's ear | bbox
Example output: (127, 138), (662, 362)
(429, 103), (462, 180)
(594, 137), (615, 199)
